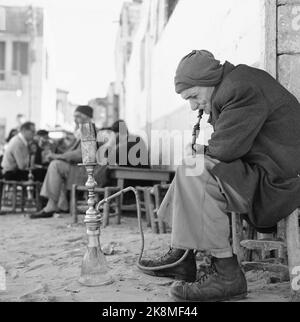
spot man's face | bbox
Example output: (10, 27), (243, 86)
(74, 111), (90, 128)
(23, 125), (36, 142)
(37, 135), (49, 148)
(64, 133), (76, 147)
(180, 86), (215, 114)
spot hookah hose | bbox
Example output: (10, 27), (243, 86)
(97, 187), (189, 271)
(96, 112), (204, 271)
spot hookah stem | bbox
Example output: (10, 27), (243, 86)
(97, 187), (189, 271)
(192, 109), (204, 156)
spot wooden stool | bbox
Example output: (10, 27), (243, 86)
(136, 185), (170, 234)
(152, 184), (170, 234)
(0, 179), (42, 214)
(71, 185), (122, 227)
(231, 210), (300, 301)
(136, 185), (171, 234)
(136, 187), (152, 227)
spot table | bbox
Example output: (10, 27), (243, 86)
(107, 166), (175, 213)
(107, 166), (174, 189)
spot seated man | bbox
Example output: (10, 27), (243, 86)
(94, 120), (150, 187)
(33, 129), (54, 167)
(139, 50), (300, 302)
(30, 105), (94, 219)
(1, 122), (46, 182)
(111, 119), (149, 169)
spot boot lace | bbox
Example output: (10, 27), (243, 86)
(195, 262), (218, 284)
(159, 248), (176, 261)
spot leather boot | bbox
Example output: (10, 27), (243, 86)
(139, 248), (197, 282)
(169, 255), (247, 302)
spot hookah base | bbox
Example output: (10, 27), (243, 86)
(78, 246), (113, 287)
(78, 274), (113, 287)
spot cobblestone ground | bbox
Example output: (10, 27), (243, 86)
(0, 213), (291, 302)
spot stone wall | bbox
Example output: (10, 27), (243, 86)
(278, 0), (300, 100)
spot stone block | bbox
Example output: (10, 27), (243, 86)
(278, 54), (300, 101)
(278, 0), (300, 5)
(278, 4), (300, 53)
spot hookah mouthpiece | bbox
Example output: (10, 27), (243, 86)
(192, 110), (204, 156)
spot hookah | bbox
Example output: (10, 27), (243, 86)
(78, 113), (205, 286)
(25, 153), (35, 212)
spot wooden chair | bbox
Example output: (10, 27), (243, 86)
(231, 210), (300, 301)
(0, 179), (42, 214)
(136, 184), (170, 234)
(70, 184), (122, 227)
(136, 187), (152, 227)
(151, 184), (170, 234)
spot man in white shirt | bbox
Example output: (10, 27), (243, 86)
(1, 122), (46, 181)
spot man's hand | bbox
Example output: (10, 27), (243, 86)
(185, 143), (205, 156)
(48, 153), (65, 161)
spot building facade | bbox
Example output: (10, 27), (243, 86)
(88, 82), (119, 129)
(0, 4), (56, 142)
(55, 88), (76, 132)
(114, 0), (142, 122)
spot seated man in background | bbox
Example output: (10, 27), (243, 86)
(1, 122), (46, 182)
(53, 131), (77, 155)
(94, 120), (149, 187)
(111, 120), (149, 169)
(34, 130), (54, 167)
(30, 105), (94, 219)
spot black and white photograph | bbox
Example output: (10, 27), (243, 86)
(0, 0), (300, 307)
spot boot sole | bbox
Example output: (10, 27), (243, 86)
(139, 268), (195, 282)
(169, 290), (248, 302)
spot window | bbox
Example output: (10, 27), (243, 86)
(0, 42), (5, 80)
(12, 42), (29, 75)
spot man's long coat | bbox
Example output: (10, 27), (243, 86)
(207, 62), (300, 229)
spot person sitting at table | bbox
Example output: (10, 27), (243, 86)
(1, 122), (46, 182)
(94, 120), (150, 188)
(33, 130), (53, 167)
(29, 105), (94, 219)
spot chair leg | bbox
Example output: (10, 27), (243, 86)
(154, 187), (167, 234)
(286, 209), (300, 301)
(116, 194), (122, 225)
(12, 183), (17, 213)
(143, 188), (152, 227)
(145, 190), (158, 234)
(3, 184), (10, 207)
(231, 212), (245, 263)
(35, 183), (42, 211)
(277, 219), (288, 264)
(103, 188), (110, 228)
(0, 181), (3, 213)
(21, 186), (25, 212)
(71, 185), (78, 224)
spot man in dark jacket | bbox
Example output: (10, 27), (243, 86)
(139, 50), (300, 302)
